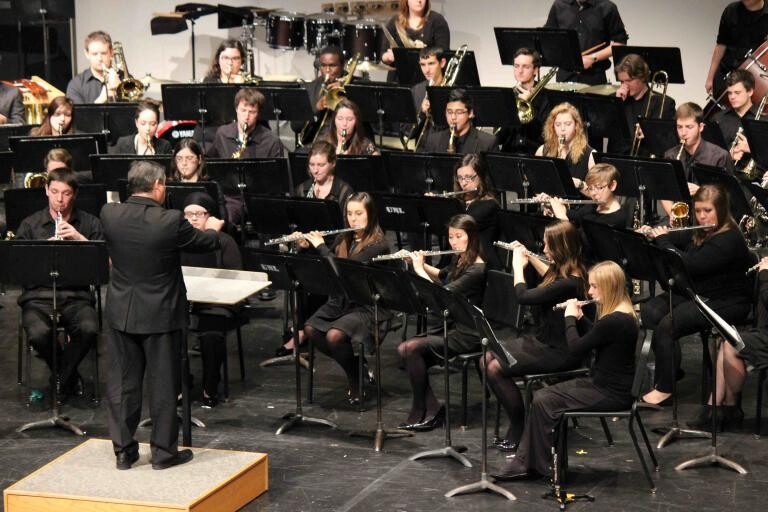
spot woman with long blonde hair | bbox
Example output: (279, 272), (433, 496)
(492, 261), (639, 480)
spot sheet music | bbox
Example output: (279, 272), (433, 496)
(182, 266), (271, 305)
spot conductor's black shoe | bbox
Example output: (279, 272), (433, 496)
(116, 451), (139, 470)
(152, 449), (193, 470)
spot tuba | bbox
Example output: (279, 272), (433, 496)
(112, 42), (145, 102)
(516, 66), (558, 125)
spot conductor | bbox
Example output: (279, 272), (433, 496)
(100, 161), (224, 470)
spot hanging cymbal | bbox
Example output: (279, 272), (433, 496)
(355, 60), (395, 74)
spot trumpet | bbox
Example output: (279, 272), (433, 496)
(264, 227), (358, 246)
(371, 249), (463, 262)
(447, 124), (457, 154)
(507, 198), (599, 205)
(232, 123), (249, 159)
(553, 298), (598, 311)
(433, 188), (477, 198)
(493, 241), (553, 265)
(54, 210), (63, 240)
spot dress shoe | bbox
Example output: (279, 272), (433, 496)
(686, 405), (715, 430)
(116, 451), (139, 470)
(721, 405), (744, 431)
(491, 458), (532, 481)
(398, 411), (426, 430)
(409, 405), (445, 432)
(492, 438), (519, 453)
(152, 449), (193, 470)
(201, 395), (219, 409)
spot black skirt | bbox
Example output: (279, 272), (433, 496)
(497, 335), (583, 376)
(305, 296), (389, 353)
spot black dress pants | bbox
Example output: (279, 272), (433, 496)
(106, 329), (181, 464)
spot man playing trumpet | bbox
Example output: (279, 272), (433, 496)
(66, 31), (121, 104)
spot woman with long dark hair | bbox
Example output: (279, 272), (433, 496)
(295, 141), (354, 204)
(204, 39), (247, 83)
(380, 0), (450, 71)
(30, 96), (75, 136)
(111, 99), (172, 155)
(318, 99), (378, 156)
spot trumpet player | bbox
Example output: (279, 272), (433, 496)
(111, 100), (171, 155)
(66, 31), (120, 104)
(715, 71), (758, 162)
(16, 168), (104, 402)
(397, 214), (487, 431)
(208, 88), (284, 159)
(418, 88), (497, 154)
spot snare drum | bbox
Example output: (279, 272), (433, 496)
(305, 13), (343, 54)
(266, 11), (305, 50)
(342, 20), (382, 62)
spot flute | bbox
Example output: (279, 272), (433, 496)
(433, 188), (478, 198)
(371, 249), (462, 262)
(265, 227), (358, 246)
(639, 224), (717, 236)
(552, 298), (598, 311)
(508, 198), (600, 205)
(493, 241), (553, 265)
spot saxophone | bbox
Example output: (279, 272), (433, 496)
(231, 122), (248, 159)
(447, 124), (456, 154)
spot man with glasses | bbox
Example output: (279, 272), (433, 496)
(418, 88), (498, 154)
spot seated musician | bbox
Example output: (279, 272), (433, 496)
(169, 138), (227, 223)
(66, 31), (121, 104)
(317, 98), (379, 156)
(640, 184), (753, 405)
(294, 46), (346, 143)
(716, 70), (758, 165)
(16, 168), (103, 401)
(660, 103), (734, 221)
(180, 192), (242, 408)
(44, 147), (93, 185)
(407, 46), (446, 145)
(296, 141), (354, 203)
(492, 261), (638, 481)
(207, 88), (284, 159)
(30, 97), (75, 136)
(535, 102), (596, 193)
(688, 255), (768, 431)
(481, 221), (587, 452)
(613, 53), (676, 155)
(418, 88), (498, 154)
(300, 192), (391, 405)
(204, 40), (247, 84)
(497, 47), (545, 154)
(397, 214), (486, 430)
(111, 99), (172, 155)
(0, 82), (24, 125)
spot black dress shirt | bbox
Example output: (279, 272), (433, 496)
(714, 104), (758, 147)
(717, 1), (768, 74)
(66, 69), (107, 104)
(207, 122), (284, 159)
(663, 140), (734, 181)
(420, 126), (498, 154)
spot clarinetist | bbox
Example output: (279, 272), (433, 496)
(418, 88), (498, 154)
(111, 100), (172, 155)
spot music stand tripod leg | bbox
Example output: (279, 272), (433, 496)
(445, 339), (516, 501)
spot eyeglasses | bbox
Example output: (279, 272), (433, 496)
(446, 109), (468, 116)
(184, 211), (209, 219)
(457, 174), (477, 183)
(175, 155), (198, 162)
(220, 56), (242, 62)
(586, 184), (608, 193)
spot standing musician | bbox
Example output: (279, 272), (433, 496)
(207, 88), (284, 159)
(317, 98), (379, 156)
(536, 102), (596, 192)
(180, 192), (242, 408)
(480, 221), (587, 453)
(100, 161), (224, 470)
(0, 82), (24, 125)
(660, 103), (734, 221)
(110, 100), (172, 155)
(639, 184), (753, 406)
(492, 261), (638, 481)
(66, 31), (120, 104)
(204, 40), (247, 84)
(295, 141), (354, 204)
(397, 214), (486, 430)
(716, 70), (759, 162)
(300, 192), (390, 405)
(418, 88), (498, 154)
(30, 97), (75, 136)
(687, 256), (768, 431)
(613, 53), (676, 155)
(379, 0), (450, 82)
(705, 0), (768, 95)
(543, 0), (628, 85)
(16, 168), (103, 402)
(497, 47), (546, 154)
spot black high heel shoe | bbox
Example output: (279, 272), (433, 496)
(686, 405), (724, 432)
(721, 405), (744, 431)
(409, 405), (446, 432)
(398, 411), (426, 430)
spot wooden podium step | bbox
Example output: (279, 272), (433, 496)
(4, 438), (268, 512)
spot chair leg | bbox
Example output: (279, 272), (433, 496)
(91, 337), (101, 403)
(222, 331), (230, 400)
(461, 360), (469, 429)
(236, 327), (245, 381)
(17, 320), (24, 385)
(599, 417), (614, 446)
(756, 369), (767, 437)
(307, 337), (315, 404)
(628, 419), (656, 491)
(634, 413), (658, 469)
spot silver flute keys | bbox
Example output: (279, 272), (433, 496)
(265, 227), (358, 246)
(493, 241), (553, 265)
(552, 298), (598, 310)
(371, 249), (462, 262)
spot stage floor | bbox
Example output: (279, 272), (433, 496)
(0, 287), (765, 511)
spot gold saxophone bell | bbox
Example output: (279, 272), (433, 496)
(112, 42), (145, 102)
(670, 201), (689, 228)
(232, 122), (249, 159)
(24, 172), (48, 188)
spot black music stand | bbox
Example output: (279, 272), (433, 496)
(445, 305), (517, 501)
(10, 134), (107, 173)
(75, 184), (108, 218)
(73, 103), (138, 145)
(742, 118), (768, 170)
(613, 46), (685, 84)
(637, 158), (690, 224)
(494, 27), (582, 71)
(0, 124), (37, 151)
(248, 195), (343, 241)
(0, 151), (13, 186)
(289, 153), (387, 193)
(256, 86), (313, 144)
(637, 118), (678, 159)
(392, 48), (481, 88)
(484, 152), (527, 201)
(164, 182), (221, 211)
(243, 249), (339, 434)
(427, 87), (519, 130)
(383, 151), (462, 193)
(161, 83), (239, 153)
(514, 155), (581, 199)
(0, 240), (109, 436)
(371, 193), (428, 247)
(692, 163), (752, 221)
(345, 84), (417, 147)
(405, 273), (472, 466)
(4, 189), (48, 236)
(90, 154), (173, 190)
(333, 261), (415, 451)
(497, 210), (557, 254)
(598, 154), (650, 223)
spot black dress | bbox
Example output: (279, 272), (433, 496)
(110, 134), (172, 155)
(565, 145), (595, 182)
(380, 12), (450, 83)
(295, 176), (354, 206)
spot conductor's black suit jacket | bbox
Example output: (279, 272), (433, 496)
(100, 195), (220, 334)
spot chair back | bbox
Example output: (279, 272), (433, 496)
(631, 328), (653, 399)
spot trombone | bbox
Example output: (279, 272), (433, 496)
(630, 70), (668, 157)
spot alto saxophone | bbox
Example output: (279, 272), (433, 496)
(232, 122), (249, 159)
(447, 124), (456, 154)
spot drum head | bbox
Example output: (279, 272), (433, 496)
(545, 82), (589, 92)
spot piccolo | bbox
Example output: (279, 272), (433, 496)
(371, 249), (462, 262)
(265, 227), (358, 246)
(433, 188), (478, 198)
(507, 198), (599, 205)
(552, 298), (598, 311)
(493, 241), (554, 265)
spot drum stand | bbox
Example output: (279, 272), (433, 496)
(445, 338), (516, 501)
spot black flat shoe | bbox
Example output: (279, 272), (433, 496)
(722, 405), (744, 431)
(346, 388), (367, 406)
(201, 395), (219, 409)
(116, 451), (139, 470)
(492, 439), (519, 453)
(274, 346), (293, 358)
(686, 405), (714, 430)
(410, 405), (445, 432)
(490, 458), (531, 481)
(152, 449), (193, 470)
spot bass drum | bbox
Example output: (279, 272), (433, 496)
(342, 21), (382, 62)
(740, 39), (768, 101)
(305, 13), (343, 54)
(157, 120), (197, 145)
(266, 11), (306, 50)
